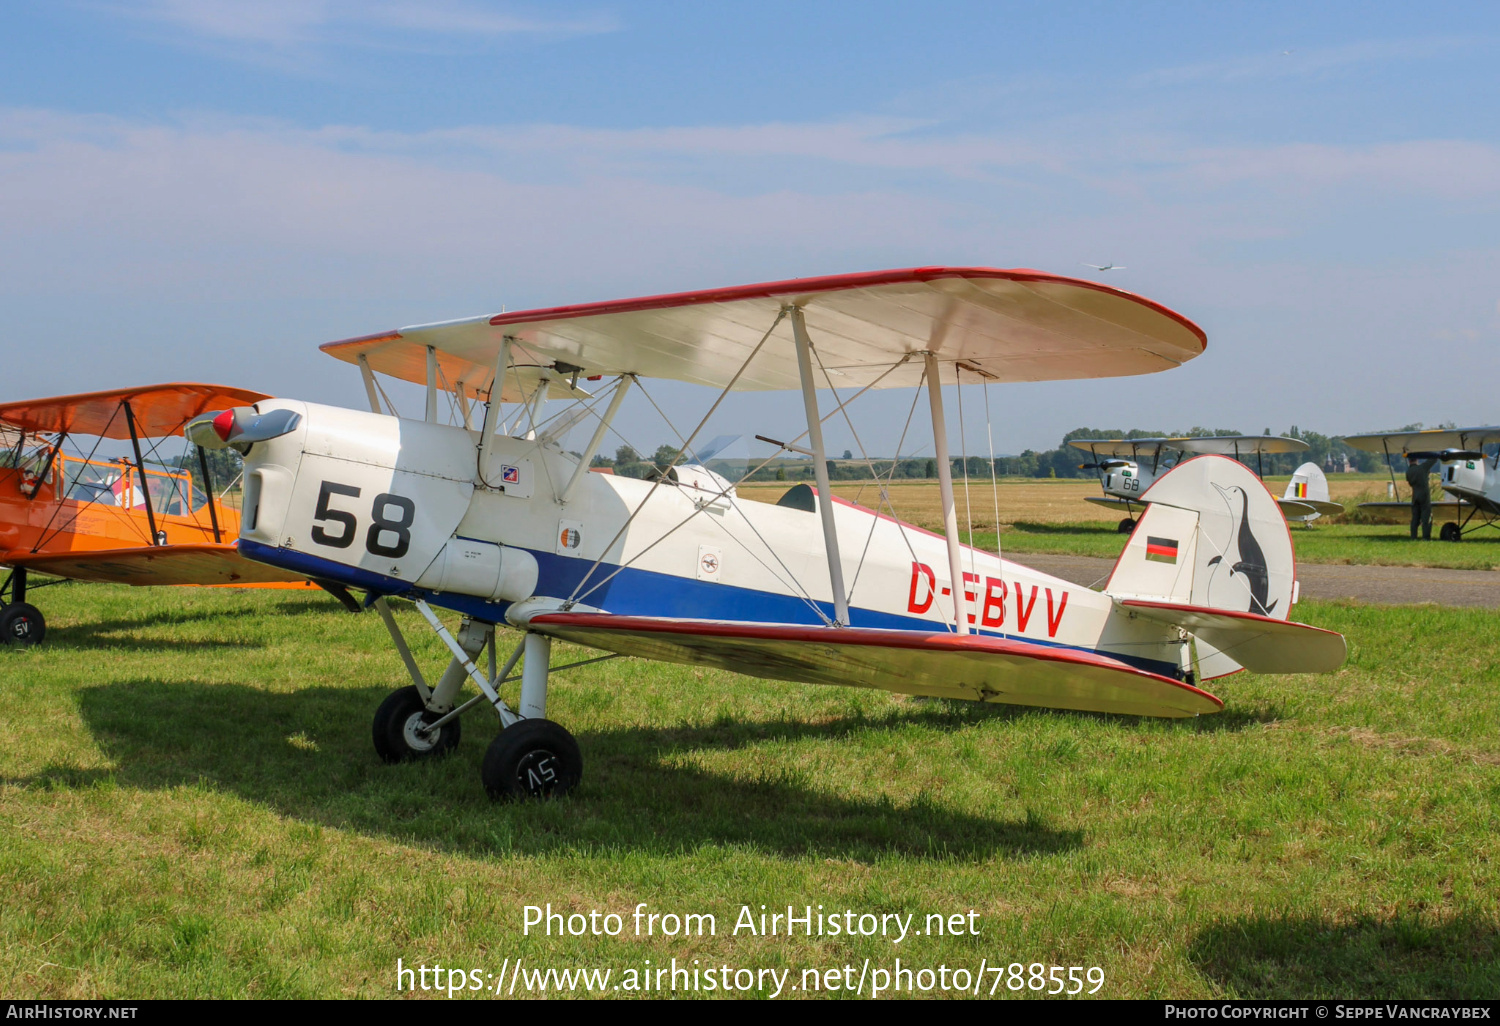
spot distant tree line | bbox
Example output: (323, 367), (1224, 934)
(589, 428), (1388, 482)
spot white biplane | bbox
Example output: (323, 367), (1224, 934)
(1343, 426), (1500, 541)
(188, 267), (1345, 800)
(1071, 435), (1340, 531)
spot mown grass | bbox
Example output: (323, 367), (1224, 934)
(2, 586), (1498, 999)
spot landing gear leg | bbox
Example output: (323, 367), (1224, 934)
(0, 568), (44, 647)
(483, 633), (582, 801)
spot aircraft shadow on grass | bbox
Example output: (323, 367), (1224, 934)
(67, 680), (1086, 862)
(43, 598), (339, 652)
(1189, 913), (1500, 999)
(1007, 521), (1119, 536)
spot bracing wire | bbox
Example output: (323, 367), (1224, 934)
(956, 368), (976, 586)
(983, 378), (1003, 573)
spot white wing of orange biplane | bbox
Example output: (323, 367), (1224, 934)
(0, 383), (325, 646)
(185, 266), (1342, 802)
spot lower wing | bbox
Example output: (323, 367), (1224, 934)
(1354, 501), (1466, 523)
(2, 543), (312, 587)
(527, 613), (1222, 718)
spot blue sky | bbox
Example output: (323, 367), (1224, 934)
(3, 1), (1499, 457)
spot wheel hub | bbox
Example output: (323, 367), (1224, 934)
(514, 749), (561, 796)
(402, 712), (441, 752)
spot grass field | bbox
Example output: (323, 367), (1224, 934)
(735, 479), (1500, 570)
(3, 585), (1498, 999)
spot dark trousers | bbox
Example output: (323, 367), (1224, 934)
(1411, 498), (1432, 539)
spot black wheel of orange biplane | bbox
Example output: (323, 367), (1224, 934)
(372, 685), (460, 763)
(0, 603), (45, 647)
(482, 719), (582, 802)
(1117, 517), (1136, 534)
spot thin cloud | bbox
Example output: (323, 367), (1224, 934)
(1137, 35), (1492, 87)
(89, 0), (617, 52)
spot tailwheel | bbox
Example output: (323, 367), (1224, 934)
(372, 685), (461, 763)
(1440, 522), (1461, 542)
(482, 719), (582, 801)
(0, 603), (45, 647)
(1117, 517), (1136, 534)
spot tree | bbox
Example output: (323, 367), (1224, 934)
(614, 444), (638, 465)
(652, 444), (679, 468)
(841, 449), (853, 460)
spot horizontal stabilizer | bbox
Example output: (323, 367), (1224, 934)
(1277, 497), (1343, 517)
(1118, 600), (1346, 674)
(528, 612), (1223, 718)
(2, 544), (311, 587)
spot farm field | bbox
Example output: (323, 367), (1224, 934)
(734, 478), (1500, 570)
(2, 585), (1498, 999)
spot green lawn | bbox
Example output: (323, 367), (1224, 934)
(2, 586), (1498, 998)
(982, 522), (1500, 570)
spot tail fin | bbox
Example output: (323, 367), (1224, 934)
(1104, 456), (1343, 679)
(1284, 462), (1331, 504)
(1107, 455), (1295, 617)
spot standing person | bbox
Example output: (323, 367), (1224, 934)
(1406, 453), (1438, 540)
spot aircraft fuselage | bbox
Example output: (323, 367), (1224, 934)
(234, 400), (1190, 680)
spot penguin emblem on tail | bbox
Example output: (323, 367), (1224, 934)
(1207, 483), (1277, 616)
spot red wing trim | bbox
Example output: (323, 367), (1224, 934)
(473, 267), (1206, 348)
(529, 612), (1223, 707)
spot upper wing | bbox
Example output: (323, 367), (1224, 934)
(0, 384), (272, 439)
(2, 544), (309, 586)
(528, 612), (1222, 718)
(322, 267), (1207, 394)
(1066, 437), (1175, 458)
(1084, 496), (1145, 511)
(1343, 427), (1500, 453)
(1172, 435), (1309, 456)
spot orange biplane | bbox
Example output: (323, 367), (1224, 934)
(0, 383), (325, 646)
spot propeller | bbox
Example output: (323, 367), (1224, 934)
(187, 407), (302, 453)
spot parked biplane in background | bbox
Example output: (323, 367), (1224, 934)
(0, 384), (319, 645)
(190, 266), (1345, 801)
(1071, 434), (1342, 531)
(1343, 426), (1500, 541)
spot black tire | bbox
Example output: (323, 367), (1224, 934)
(482, 719), (582, 801)
(1117, 517), (1136, 534)
(0, 603), (45, 647)
(372, 685), (460, 763)
(1441, 522), (1461, 542)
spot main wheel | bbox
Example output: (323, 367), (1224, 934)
(482, 719), (582, 801)
(372, 685), (461, 763)
(1117, 517), (1136, 534)
(1440, 522), (1461, 542)
(0, 603), (45, 646)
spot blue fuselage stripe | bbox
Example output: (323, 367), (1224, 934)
(240, 539), (1180, 677)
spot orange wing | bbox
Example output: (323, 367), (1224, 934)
(2, 543), (313, 588)
(0, 383), (272, 439)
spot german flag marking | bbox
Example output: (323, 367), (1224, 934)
(1145, 536), (1179, 564)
